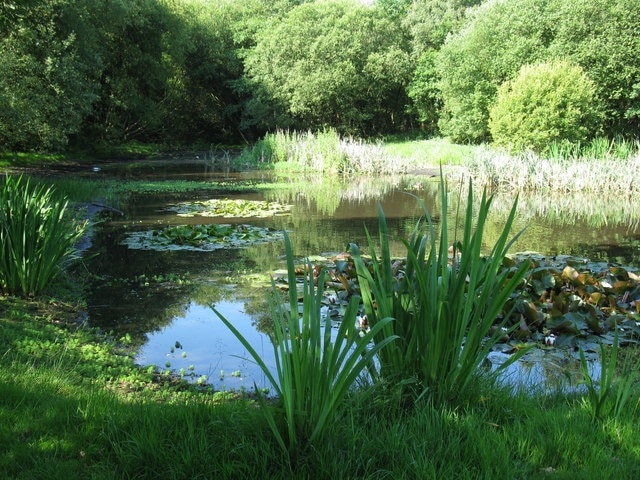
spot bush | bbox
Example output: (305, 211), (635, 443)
(0, 175), (87, 297)
(488, 60), (602, 154)
(435, 0), (640, 143)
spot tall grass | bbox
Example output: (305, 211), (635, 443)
(579, 330), (638, 422)
(0, 174), (87, 297)
(238, 129), (408, 174)
(213, 233), (396, 457)
(350, 176), (531, 404)
(467, 138), (640, 193)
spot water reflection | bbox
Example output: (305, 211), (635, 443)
(489, 351), (598, 395)
(136, 301), (274, 391)
(82, 158), (640, 390)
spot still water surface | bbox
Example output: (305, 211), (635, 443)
(83, 159), (640, 392)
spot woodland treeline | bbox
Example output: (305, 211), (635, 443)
(1, 0), (639, 153)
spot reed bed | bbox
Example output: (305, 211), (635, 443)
(240, 129), (408, 175)
(466, 145), (640, 194)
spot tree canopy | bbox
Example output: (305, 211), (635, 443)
(0, 0), (638, 152)
(437, 0), (640, 143)
(241, 0), (413, 135)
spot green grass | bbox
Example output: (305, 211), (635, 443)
(2, 294), (640, 478)
(0, 152), (68, 169)
(380, 137), (476, 167)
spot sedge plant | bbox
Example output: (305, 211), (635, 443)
(0, 174), (87, 297)
(579, 329), (638, 422)
(350, 176), (530, 404)
(213, 233), (396, 457)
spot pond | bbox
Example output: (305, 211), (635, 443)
(82, 158), (640, 393)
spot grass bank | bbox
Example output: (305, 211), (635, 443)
(3, 285), (640, 478)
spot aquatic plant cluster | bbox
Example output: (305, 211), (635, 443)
(0, 175), (87, 296)
(283, 250), (640, 360)
(166, 198), (292, 218)
(121, 198), (292, 251)
(122, 224), (284, 251)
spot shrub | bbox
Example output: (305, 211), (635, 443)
(436, 0), (640, 142)
(0, 175), (87, 297)
(488, 60), (602, 154)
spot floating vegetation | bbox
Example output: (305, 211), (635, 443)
(121, 223), (284, 251)
(274, 250), (640, 362)
(166, 198), (292, 218)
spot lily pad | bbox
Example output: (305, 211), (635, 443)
(121, 223), (284, 251)
(166, 198), (292, 218)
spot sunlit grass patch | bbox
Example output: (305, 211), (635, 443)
(0, 151), (66, 169)
(380, 137), (475, 167)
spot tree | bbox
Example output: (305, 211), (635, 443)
(0, 0), (98, 151)
(435, 0), (640, 143)
(241, 0), (413, 135)
(436, 0), (551, 143)
(546, 0), (640, 137)
(403, 0), (481, 135)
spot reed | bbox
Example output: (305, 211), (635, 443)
(467, 143), (640, 193)
(238, 129), (407, 174)
(213, 233), (396, 457)
(351, 176), (530, 404)
(0, 175), (87, 297)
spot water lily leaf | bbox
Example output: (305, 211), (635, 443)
(613, 280), (631, 295)
(167, 198), (292, 218)
(520, 299), (541, 326)
(585, 314), (605, 334)
(553, 334), (577, 348)
(121, 224), (284, 251)
(502, 256), (516, 268)
(588, 291), (604, 305)
(604, 314), (627, 330)
(552, 291), (570, 314)
(599, 276), (615, 292)
(562, 265), (580, 283)
(609, 266), (629, 281)
(580, 339), (601, 353)
(547, 312), (585, 335)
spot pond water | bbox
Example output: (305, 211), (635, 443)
(82, 158), (640, 393)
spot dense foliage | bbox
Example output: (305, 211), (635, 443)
(489, 60), (602, 154)
(1, 0), (638, 152)
(437, 0), (640, 143)
(242, 0), (413, 135)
